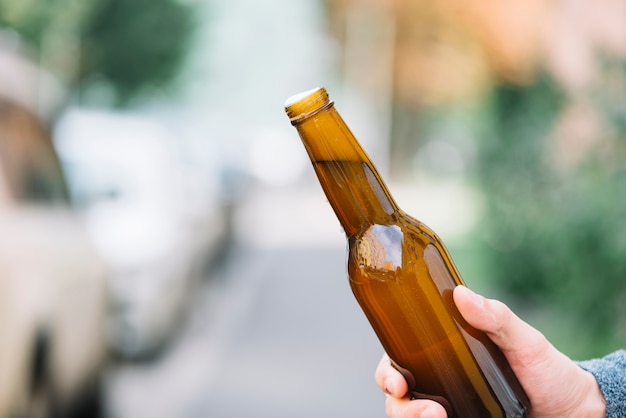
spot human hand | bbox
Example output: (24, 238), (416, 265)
(374, 285), (606, 418)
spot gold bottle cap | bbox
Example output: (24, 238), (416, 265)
(284, 87), (334, 125)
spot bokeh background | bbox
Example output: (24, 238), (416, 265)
(1, 0), (625, 417)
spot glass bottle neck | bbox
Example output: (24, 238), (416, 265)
(289, 95), (399, 236)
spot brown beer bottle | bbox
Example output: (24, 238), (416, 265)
(284, 87), (529, 418)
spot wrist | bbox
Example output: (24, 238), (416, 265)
(577, 370), (606, 418)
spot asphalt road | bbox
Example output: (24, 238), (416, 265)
(103, 185), (387, 418)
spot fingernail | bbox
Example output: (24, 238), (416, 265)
(383, 377), (394, 396)
(461, 285), (484, 306)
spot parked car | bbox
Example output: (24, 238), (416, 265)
(0, 99), (109, 417)
(53, 109), (230, 359)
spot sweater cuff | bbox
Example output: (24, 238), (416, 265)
(576, 350), (626, 418)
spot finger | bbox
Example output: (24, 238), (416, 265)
(386, 396), (448, 418)
(453, 285), (551, 367)
(375, 353), (409, 398)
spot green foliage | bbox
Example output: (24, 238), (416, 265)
(80, 0), (197, 105)
(474, 71), (626, 356)
(0, 0), (88, 47)
(0, 0), (196, 106)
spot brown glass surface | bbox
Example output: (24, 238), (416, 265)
(286, 88), (529, 417)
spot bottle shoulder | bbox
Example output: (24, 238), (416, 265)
(348, 214), (434, 266)
(348, 212), (439, 245)
(346, 211), (458, 276)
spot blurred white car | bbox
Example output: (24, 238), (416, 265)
(54, 109), (229, 359)
(0, 99), (109, 418)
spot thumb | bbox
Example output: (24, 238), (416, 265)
(453, 285), (607, 417)
(452, 285), (550, 367)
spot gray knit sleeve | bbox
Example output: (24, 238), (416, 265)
(576, 350), (626, 418)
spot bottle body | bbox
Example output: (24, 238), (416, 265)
(285, 88), (529, 418)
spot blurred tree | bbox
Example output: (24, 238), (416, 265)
(79, 0), (196, 105)
(477, 60), (626, 357)
(0, 0), (196, 106)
